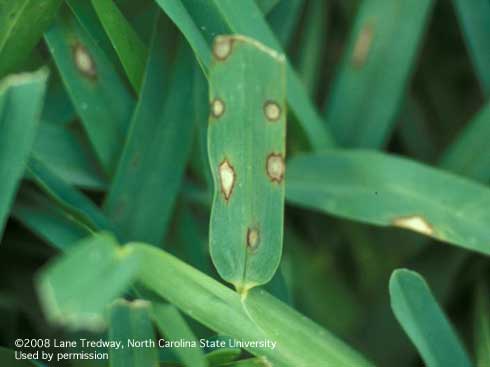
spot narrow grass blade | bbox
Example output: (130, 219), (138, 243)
(286, 150), (490, 256)
(474, 282), (490, 367)
(0, 69), (48, 239)
(266, 0), (303, 47)
(256, 0), (279, 15)
(154, 0), (334, 150)
(41, 76), (76, 126)
(324, 0), (433, 148)
(152, 303), (207, 367)
(36, 233), (141, 330)
(440, 102), (490, 182)
(451, 0), (490, 96)
(0, 0), (62, 77)
(104, 21), (195, 244)
(109, 299), (159, 367)
(33, 123), (107, 190)
(208, 35), (286, 292)
(45, 7), (134, 174)
(12, 187), (91, 250)
(37, 234), (374, 366)
(91, 0), (148, 93)
(389, 269), (472, 367)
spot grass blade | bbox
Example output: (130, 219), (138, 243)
(91, 0), (148, 93)
(474, 282), (490, 367)
(152, 303), (207, 367)
(104, 20), (196, 244)
(451, 0), (490, 96)
(208, 35), (286, 292)
(0, 0), (62, 77)
(37, 233), (374, 367)
(109, 299), (159, 367)
(0, 69), (48, 239)
(286, 150), (490, 256)
(266, 0), (303, 47)
(155, 0), (334, 150)
(45, 6), (134, 174)
(389, 269), (472, 367)
(324, 0), (433, 148)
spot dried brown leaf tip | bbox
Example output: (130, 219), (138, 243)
(352, 23), (374, 68)
(210, 98), (225, 118)
(392, 215), (434, 236)
(266, 153), (285, 183)
(219, 159), (236, 201)
(264, 100), (281, 121)
(247, 227), (260, 252)
(72, 42), (97, 79)
(213, 36), (233, 61)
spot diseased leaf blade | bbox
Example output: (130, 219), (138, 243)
(389, 269), (472, 367)
(208, 35), (286, 291)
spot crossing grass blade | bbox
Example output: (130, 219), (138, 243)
(45, 6), (134, 175)
(91, 0), (148, 93)
(266, 0), (303, 47)
(37, 233), (374, 367)
(324, 0), (433, 148)
(389, 269), (473, 367)
(286, 150), (490, 256)
(451, 0), (490, 96)
(109, 299), (159, 367)
(0, 0), (62, 77)
(104, 19), (196, 245)
(0, 69), (48, 240)
(208, 35), (286, 292)
(154, 0), (334, 150)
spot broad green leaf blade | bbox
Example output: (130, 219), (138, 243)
(154, 0), (334, 150)
(208, 35), (286, 292)
(152, 303), (207, 367)
(452, 0), (490, 96)
(0, 0), (62, 77)
(45, 7), (134, 174)
(27, 157), (115, 235)
(33, 122), (107, 190)
(12, 187), (91, 250)
(91, 0), (147, 93)
(104, 20), (195, 244)
(324, 0), (433, 148)
(389, 269), (472, 367)
(37, 233), (140, 330)
(474, 282), (490, 367)
(38, 233), (373, 366)
(440, 102), (490, 182)
(0, 69), (48, 239)
(286, 150), (490, 256)
(109, 299), (159, 367)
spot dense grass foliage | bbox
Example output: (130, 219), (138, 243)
(0, 0), (489, 366)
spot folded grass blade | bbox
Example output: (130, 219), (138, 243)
(0, 69), (48, 240)
(286, 150), (490, 256)
(0, 0), (62, 77)
(324, 0), (433, 148)
(389, 269), (472, 367)
(208, 35), (286, 292)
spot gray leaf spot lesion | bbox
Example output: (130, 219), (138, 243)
(72, 42), (97, 80)
(213, 36), (233, 61)
(210, 98), (225, 119)
(266, 153), (285, 183)
(246, 227), (260, 252)
(219, 159), (236, 201)
(351, 23), (375, 68)
(264, 100), (281, 122)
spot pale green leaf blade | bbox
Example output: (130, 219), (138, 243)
(324, 0), (433, 148)
(208, 35), (286, 291)
(91, 0), (148, 93)
(286, 150), (490, 255)
(109, 299), (159, 367)
(389, 269), (472, 367)
(0, 0), (62, 77)
(0, 68), (48, 239)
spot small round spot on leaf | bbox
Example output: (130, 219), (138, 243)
(264, 101), (281, 121)
(72, 42), (97, 79)
(213, 36), (233, 60)
(219, 159), (236, 201)
(392, 215), (434, 236)
(266, 153), (285, 183)
(247, 228), (260, 251)
(210, 98), (225, 118)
